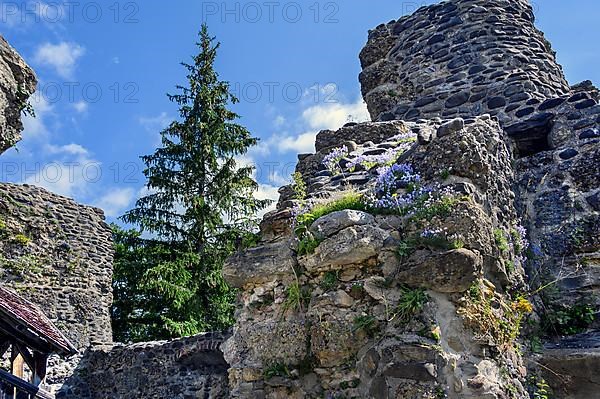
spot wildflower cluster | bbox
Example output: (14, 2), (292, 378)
(370, 176), (461, 221)
(459, 282), (534, 346)
(322, 146), (348, 174)
(375, 163), (421, 195)
(496, 224), (530, 267)
(347, 147), (404, 171)
(510, 225), (529, 260)
(302, 142), (463, 232)
(321, 132), (417, 175)
(420, 228), (444, 239)
(347, 133), (416, 171)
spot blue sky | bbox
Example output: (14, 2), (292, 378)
(1, 0), (599, 224)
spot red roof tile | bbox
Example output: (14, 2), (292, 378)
(0, 285), (76, 356)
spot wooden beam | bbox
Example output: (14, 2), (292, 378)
(14, 341), (36, 375)
(11, 343), (24, 380)
(32, 352), (48, 387)
(0, 340), (9, 358)
(0, 369), (55, 399)
(0, 308), (76, 356)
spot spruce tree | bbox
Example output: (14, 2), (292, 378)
(120, 24), (269, 337)
(111, 225), (171, 342)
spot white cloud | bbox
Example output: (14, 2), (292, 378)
(277, 131), (317, 153)
(93, 188), (135, 217)
(273, 115), (286, 128)
(255, 184), (279, 201)
(24, 160), (98, 198)
(137, 185), (156, 198)
(33, 42), (85, 79)
(139, 112), (171, 132)
(24, 143), (99, 198)
(72, 101), (88, 113)
(268, 170), (290, 187)
(46, 143), (89, 156)
(255, 183), (279, 218)
(302, 100), (370, 131)
(262, 98), (370, 155)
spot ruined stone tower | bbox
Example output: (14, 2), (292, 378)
(359, 0), (571, 124)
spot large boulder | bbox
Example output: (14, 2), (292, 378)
(0, 36), (37, 154)
(223, 239), (297, 288)
(397, 248), (483, 293)
(298, 225), (386, 274)
(309, 210), (375, 239)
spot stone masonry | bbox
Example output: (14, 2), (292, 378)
(359, 0), (570, 124)
(58, 333), (230, 399)
(0, 183), (114, 350)
(225, 116), (531, 398)
(0, 183), (115, 393)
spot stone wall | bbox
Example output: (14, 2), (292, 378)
(58, 333), (230, 399)
(359, 0), (570, 124)
(512, 82), (600, 398)
(356, 1), (600, 397)
(0, 36), (36, 154)
(0, 183), (114, 351)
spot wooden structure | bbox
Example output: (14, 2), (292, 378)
(0, 286), (76, 399)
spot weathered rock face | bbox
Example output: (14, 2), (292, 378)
(359, 0), (570, 124)
(58, 333), (230, 399)
(224, 117), (531, 398)
(0, 36), (36, 154)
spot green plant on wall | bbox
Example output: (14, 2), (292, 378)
(409, 194), (465, 222)
(320, 271), (339, 292)
(12, 234), (30, 246)
(353, 315), (379, 337)
(295, 191), (367, 232)
(397, 238), (416, 259)
(535, 276), (596, 337)
(0, 254), (43, 277)
(263, 363), (290, 379)
(391, 286), (428, 324)
(494, 229), (509, 252)
(291, 172), (307, 203)
(459, 281), (533, 346)
(297, 233), (322, 256)
(529, 376), (552, 399)
(283, 282), (310, 313)
(541, 302), (595, 336)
